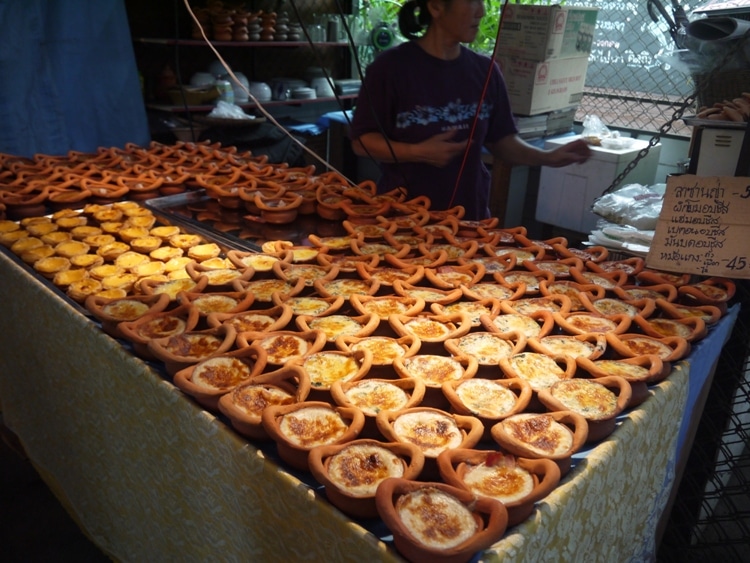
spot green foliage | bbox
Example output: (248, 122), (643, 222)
(362, 0), (559, 55)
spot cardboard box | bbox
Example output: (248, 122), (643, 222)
(498, 55), (590, 116)
(545, 106), (577, 136)
(497, 5), (598, 61)
(536, 135), (661, 234)
(516, 113), (548, 139)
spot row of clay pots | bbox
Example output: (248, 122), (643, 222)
(0, 141), (288, 219)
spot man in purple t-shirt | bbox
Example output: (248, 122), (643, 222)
(350, 0), (591, 220)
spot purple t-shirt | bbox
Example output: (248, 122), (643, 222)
(350, 41), (518, 219)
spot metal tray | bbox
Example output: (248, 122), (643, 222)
(144, 189), (346, 251)
(683, 116), (750, 130)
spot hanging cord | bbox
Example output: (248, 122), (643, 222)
(335, 1), (410, 198)
(340, 0), (405, 177)
(447, 0), (510, 209)
(172, 0), (199, 140)
(181, 0), (353, 182)
(333, 0), (364, 121)
(286, 0), (349, 120)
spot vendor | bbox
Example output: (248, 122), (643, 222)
(349, 0), (591, 220)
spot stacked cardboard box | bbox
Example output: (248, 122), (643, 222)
(496, 5), (598, 116)
(515, 107), (578, 140)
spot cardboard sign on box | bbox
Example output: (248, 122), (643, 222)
(497, 55), (589, 116)
(647, 174), (750, 279)
(497, 5), (598, 61)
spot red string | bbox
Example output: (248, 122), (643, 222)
(448, 0), (511, 209)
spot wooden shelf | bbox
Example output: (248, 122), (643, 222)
(134, 37), (349, 48)
(147, 94), (358, 113)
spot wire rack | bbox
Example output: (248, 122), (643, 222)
(658, 280), (750, 562)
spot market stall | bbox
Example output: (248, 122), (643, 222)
(0, 145), (740, 560)
(0, 246), (739, 562)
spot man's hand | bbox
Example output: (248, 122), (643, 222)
(546, 138), (592, 167)
(413, 130), (470, 167)
(489, 134), (593, 168)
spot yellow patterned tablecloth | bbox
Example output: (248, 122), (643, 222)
(0, 249), (737, 562)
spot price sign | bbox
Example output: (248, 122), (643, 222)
(647, 175), (750, 279)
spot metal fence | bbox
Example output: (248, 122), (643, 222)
(567, 1), (750, 137)
(658, 281), (750, 563)
(562, 0), (696, 137)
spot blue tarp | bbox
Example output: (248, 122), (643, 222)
(0, 0), (149, 157)
(276, 111), (354, 137)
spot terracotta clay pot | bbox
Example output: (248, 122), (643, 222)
(436, 448), (561, 527)
(442, 377), (533, 439)
(147, 324), (238, 377)
(491, 411), (589, 476)
(308, 439), (425, 519)
(605, 332), (691, 362)
(217, 364), (311, 440)
(375, 478), (508, 563)
(537, 376), (632, 443)
(330, 376), (426, 439)
(376, 406), (484, 479)
(84, 292), (172, 340)
(261, 401), (365, 472)
(118, 303), (201, 360)
(576, 354), (668, 407)
(172, 344), (267, 411)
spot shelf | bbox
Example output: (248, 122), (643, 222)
(134, 37), (349, 48)
(146, 94), (357, 113)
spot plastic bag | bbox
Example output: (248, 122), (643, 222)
(207, 101), (257, 120)
(591, 183), (665, 231)
(581, 114), (612, 146)
(586, 222), (654, 257)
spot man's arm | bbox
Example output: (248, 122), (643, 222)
(351, 130), (470, 168)
(488, 134), (592, 168)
